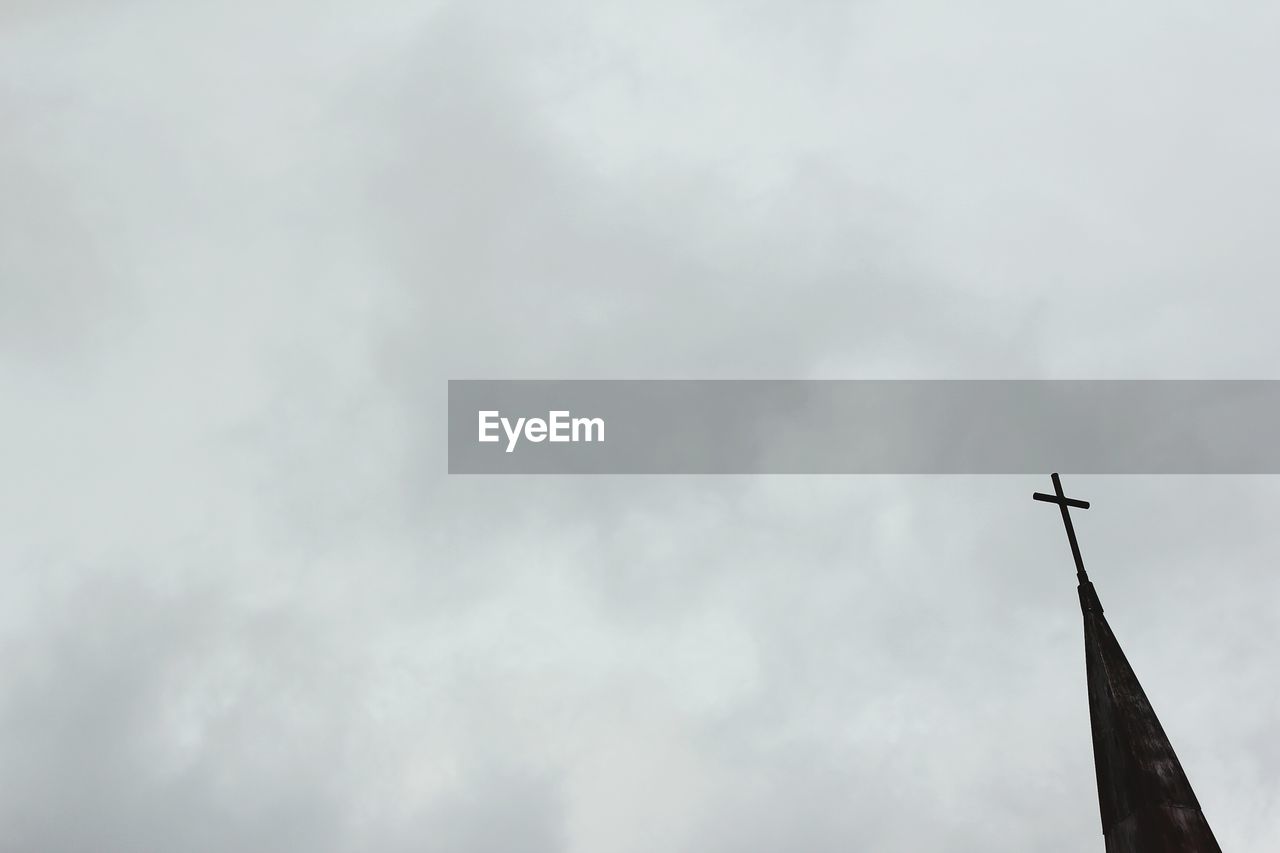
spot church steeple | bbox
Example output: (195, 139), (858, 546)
(1034, 475), (1222, 852)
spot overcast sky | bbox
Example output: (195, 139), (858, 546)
(2, 1), (1278, 850)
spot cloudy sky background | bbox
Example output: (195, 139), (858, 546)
(3, 1), (1279, 850)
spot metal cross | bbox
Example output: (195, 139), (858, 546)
(1033, 473), (1091, 582)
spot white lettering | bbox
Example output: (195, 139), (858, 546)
(502, 416), (526, 453)
(549, 410), (570, 442)
(480, 410), (604, 452)
(573, 416), (604, 443)
(478, 411), (500, 442)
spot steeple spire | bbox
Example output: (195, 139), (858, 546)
(1033, 474), (1222, 852)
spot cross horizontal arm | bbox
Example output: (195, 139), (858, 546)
(1033, 492), (1091, 510)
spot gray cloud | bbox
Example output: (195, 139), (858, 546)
(1, 1), (1277, 851)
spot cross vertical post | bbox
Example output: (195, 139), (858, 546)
(1033, 472), (1091, 583)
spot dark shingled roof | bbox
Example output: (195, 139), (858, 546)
(1077, 578), (1222, 852)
